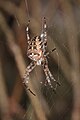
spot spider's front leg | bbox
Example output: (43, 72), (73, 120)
(41, 17), (47, 54)
(23, 61), (36, 96)
(26, 20), (30, 42)
(42, 59), (60, 92)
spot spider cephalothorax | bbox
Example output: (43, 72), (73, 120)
(23, 17), (60, 95)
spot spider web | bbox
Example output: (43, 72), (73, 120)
(22, 19), (73, 120)
(0, 0), (78, 119)
(20, 1), (73, 119)
(22, 49), (61, 120)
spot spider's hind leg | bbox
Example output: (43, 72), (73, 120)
(43, 68), (56, 93)
(47, 67), (60, 89)
(42, 60), (60, 92)
(23, 61), (36, 96)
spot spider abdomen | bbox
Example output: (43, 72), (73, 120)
(27, 36), (44, 62)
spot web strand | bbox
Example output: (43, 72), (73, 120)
(24, 0), (30, 20)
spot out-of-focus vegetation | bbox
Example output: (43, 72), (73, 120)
(0, 0), (80, 120)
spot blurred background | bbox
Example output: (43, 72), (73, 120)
(0, 0), (80, 120)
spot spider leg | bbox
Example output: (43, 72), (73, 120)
(43, 17), (47, 41)
(42, 59), (60, 91)
(46, 48), (56, 56)
(41, 17), (47, 54)
(23, 61), (36, 96)
(26, 20), (30, 42)
(43, 67), (56, 93)
(46, 66), (60, 87)
(41, 60), (55, 92)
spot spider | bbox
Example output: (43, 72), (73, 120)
(23, 17), (60, 96)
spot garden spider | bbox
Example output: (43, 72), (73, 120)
(23, 17), (60, 96)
